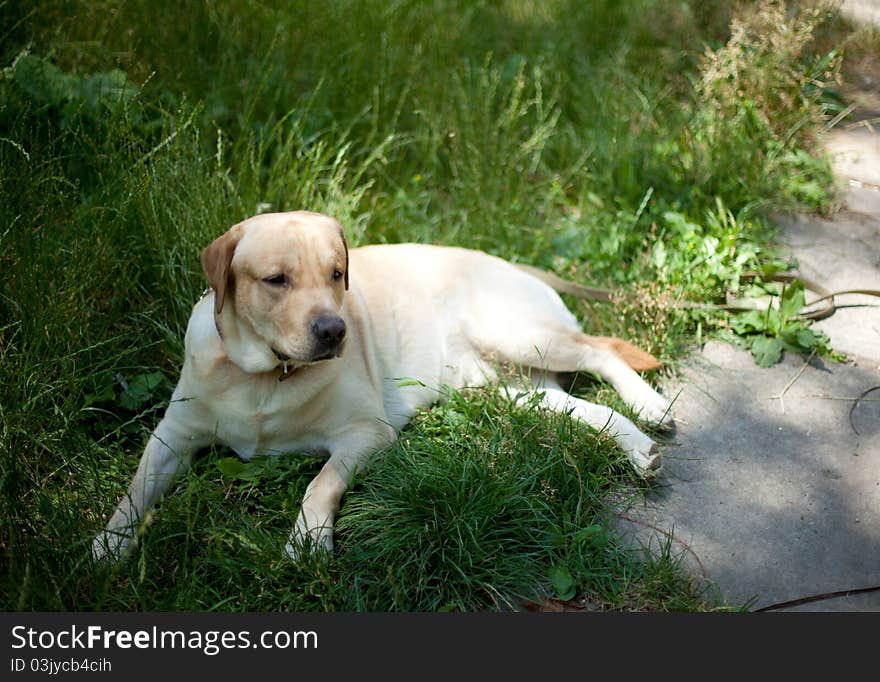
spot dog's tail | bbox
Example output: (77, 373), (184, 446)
(514, 264), (661, 371)
(514, 264), (612, 302)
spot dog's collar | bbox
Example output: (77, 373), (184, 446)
(203, 288), (226, 341)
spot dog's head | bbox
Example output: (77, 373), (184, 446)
(200, 211), (349, 374)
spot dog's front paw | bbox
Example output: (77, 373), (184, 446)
(285, 512), (334, 561)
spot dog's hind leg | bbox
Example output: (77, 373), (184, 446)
(503, 382), (662, 478)
(465, 269), (672, 427)
(477, 324), (673, 427)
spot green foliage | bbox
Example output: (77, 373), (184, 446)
(7, 53), (140, 124)
(777, 148), (837, 212)
(549, 564), (577, 601)
(728, 279), (836, 366)
(678, 1), (841, 212)
(611, 197), (837, 367)
(117, 372), (168, 411)
(651, 200), (760, 300)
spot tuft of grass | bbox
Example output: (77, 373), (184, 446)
(335, 389), (620, 611)
(333, 389), (714, 612)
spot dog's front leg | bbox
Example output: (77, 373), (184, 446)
(286, 423), (395, 559)
(92, 417), (196, 562)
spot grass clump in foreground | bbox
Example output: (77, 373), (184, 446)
(0, 1), (853, 611)
(335, 389), (704, 612)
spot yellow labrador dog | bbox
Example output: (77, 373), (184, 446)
(93, 210), (672, 561)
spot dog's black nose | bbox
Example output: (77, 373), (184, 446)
(311, 315), (346, 344)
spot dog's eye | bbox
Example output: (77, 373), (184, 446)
(332, 269), (343, 282)
(262, 273), (287, 286)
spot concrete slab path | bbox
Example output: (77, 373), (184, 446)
(622, 341), (880, 611)
(618, 12), (880, 608)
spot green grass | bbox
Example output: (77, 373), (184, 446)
(0, 0), (851, 611)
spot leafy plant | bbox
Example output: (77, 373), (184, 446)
(651, 201), (760, 299)
(117, 372), (168, 411)
(728, 278), (835, 366)
(549, 564), (577, 601)
(5, 52), (141, 128)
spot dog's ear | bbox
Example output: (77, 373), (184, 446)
(200, 224), (243, 315)
(339, 226), (349, 291)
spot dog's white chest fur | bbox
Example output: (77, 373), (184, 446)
(177, 298), (343, 459)
(210, 390), (322, 459)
